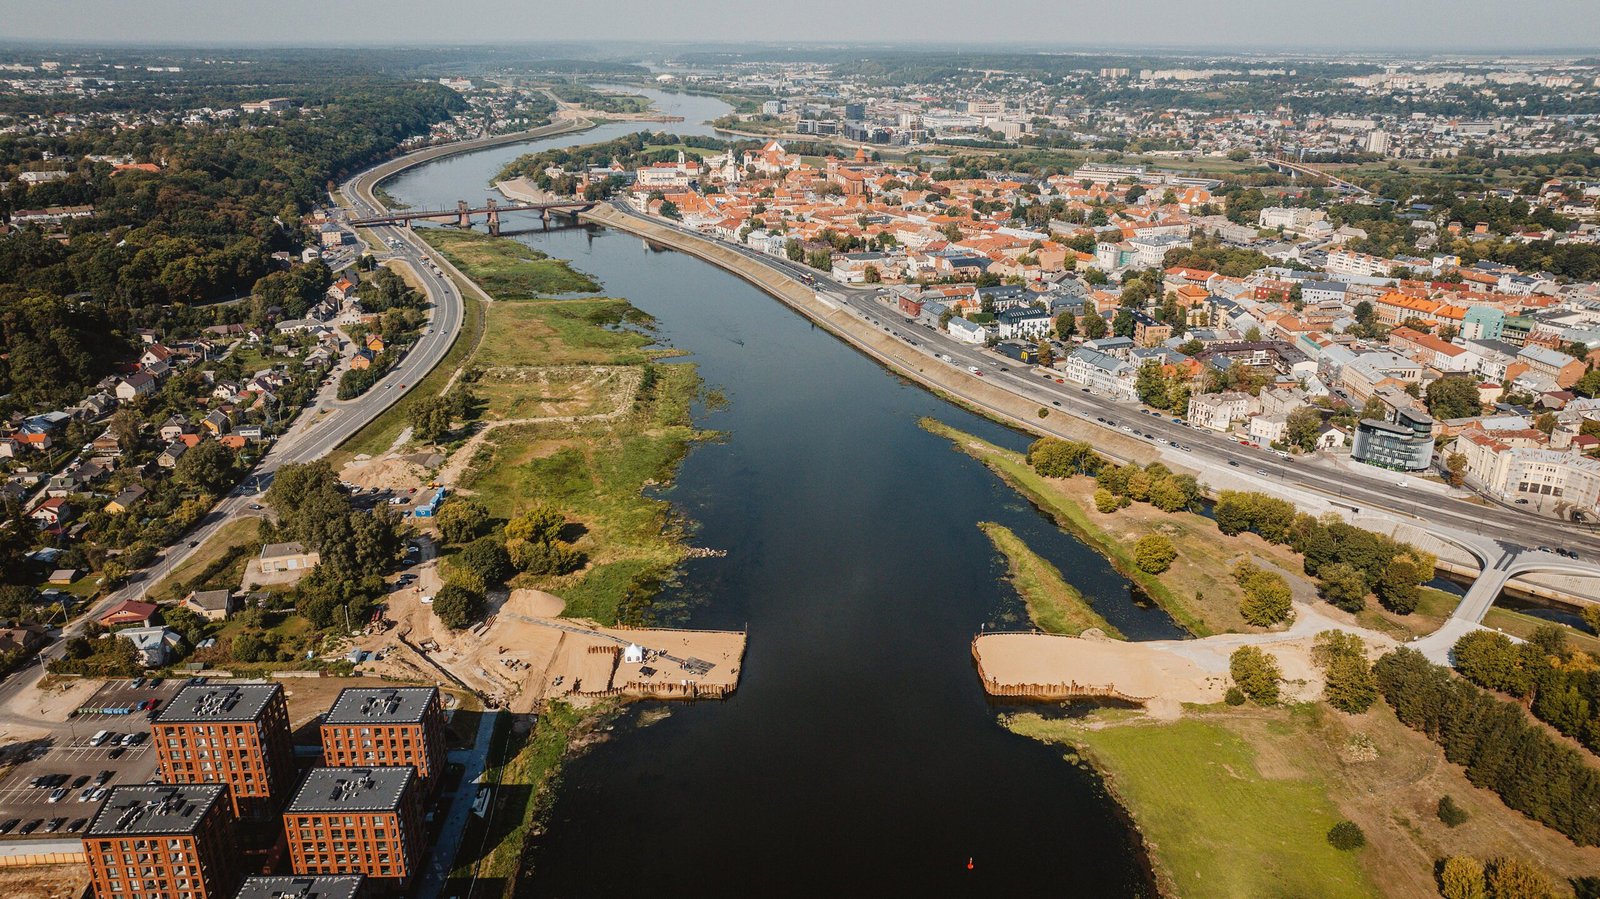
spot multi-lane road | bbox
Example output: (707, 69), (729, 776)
(0, 132), (492, 712)
(604, 200), (1600, 561)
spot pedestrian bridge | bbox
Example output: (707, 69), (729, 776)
(1414, 547), (1600, 664)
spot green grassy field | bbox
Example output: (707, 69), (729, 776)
(979, 521), (1123, 638)
(462, 363), (703, 624)
(1009, 713), (1374, 899)
(921, 418), (1211, 636)
(474, 299), (660, 368)
(421, 229), (600, 297)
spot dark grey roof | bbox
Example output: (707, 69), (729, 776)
(323, 686), (437, 725)
(156, 683), (281, 724)
(234, 876), (365, 899)
(287, 767), (414, 814)
(86, 784), (226, 837)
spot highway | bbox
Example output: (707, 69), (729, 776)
(603, 199), (1600, 560)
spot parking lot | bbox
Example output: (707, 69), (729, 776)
(0, 678), (180, 839)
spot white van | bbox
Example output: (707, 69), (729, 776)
(89, 730), (110, 747)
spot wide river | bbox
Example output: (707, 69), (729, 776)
(383, 86), (1181, 896)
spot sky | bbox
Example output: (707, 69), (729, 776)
(1, 0), (1597, 52)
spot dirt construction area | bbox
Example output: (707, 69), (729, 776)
(357, 585), (744, 713)
(975, 601), (1398, 718)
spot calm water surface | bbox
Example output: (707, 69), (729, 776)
(384, 88), (1178, 896)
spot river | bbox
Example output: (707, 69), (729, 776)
(382, 85), (1178, 896)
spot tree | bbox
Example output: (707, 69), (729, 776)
(1326, 821), (1365, 851)
(1317, 562), (1369, 612)
(1437, 795), (1469, 828)
(1133, 534), (1175, 573)
(1093, 489), (1118, 513)
(1135, 361), (1170, 409)
(1229, 645), (1281, 704)
(1313, 630), (1376, 713)
(408, 395), (454, 442)
(1028, 438), (1102, 478)
(1081, 310), (1108, 339)
(1485, 857), (1557, 899)
(434, 498), (490, 545)
(432, 583), (485, 629)
(1112, 308), (1135, 339)
(173, 439), (240, 495)
(110, 408), (142, 450)
(506, 537), (583, 575)
(1438, 856), (1487, 899)
(1426, 376), (1483, 420)
(505, 505), (564, 544)
(1446, 452), (1469, 488)
(1451, 630), (1535, 697)
(657, 199), (680, 220)
(1234, 561), (1292, 626)
(1583, 603), (1600, 636)
(1054, 310), (1077, 339)
(454, 537), (512, 586)
(1285, 406), (1323, 453)
(1375, 555), (1425, 614)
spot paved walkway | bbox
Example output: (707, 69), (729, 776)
(417, 708), (501, 899)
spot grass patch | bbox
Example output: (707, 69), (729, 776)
(421, 229), (600, 297)
(921, 417), (1211, 636)
(147, 518), (262, 601)
(462, 364), (705, 625)
(475, 299), (660, 368)
(979, 521), (1123, 638)
(1008, 711), (1373, 899)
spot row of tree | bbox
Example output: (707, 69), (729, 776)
(1452, 627), (1600, 755)
(1375, 647), (1600, 846)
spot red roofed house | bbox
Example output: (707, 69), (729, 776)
(99, 599), (158, 628)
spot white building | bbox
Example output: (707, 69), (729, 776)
(1063, 348), (1137, 401)
(1188, 391), (1254, 432)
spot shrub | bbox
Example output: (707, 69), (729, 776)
(455, 537), (513, 586)
(434, 497), (491, 545)
(1326, 820), (1365, 851)
(1485, 856), (1557, 899)
(1316, 562), (1369, 612)
(1229, 646), (1281, 705)
(1093, 488), (1118, 513)
(507, 537), (584, 575)
(1312, 630), (1377, 713)
(1437, 795), (1469, 828)
(1224, 686), (1246, 706)
(1133, 534), (1176, 573)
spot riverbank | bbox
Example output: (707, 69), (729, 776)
(1009, 702), (1600, 899)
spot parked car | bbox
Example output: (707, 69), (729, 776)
(0, 819), (19, 834)
(18, 820), (40, 835)
(66, 818), (87, 833)
(47, 788), (67, 803)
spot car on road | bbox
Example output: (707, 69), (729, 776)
(1228, 460), (1240, 467)
(420, 595), (434, 605)
(1182, 445), (1193, 452)
(1051, 401), (1061, 406)
(1096, 417), (1105, 423)
(1120, 426), (1132, 432)
(1515, 498), (1529, 504)
(1256, 469), (1268, 476)
(1537, 545), (1554, 554)
(249, 503), (263, 510)
(188, 541), (198, 548)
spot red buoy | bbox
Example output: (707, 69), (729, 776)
(966, 857), (974, 871)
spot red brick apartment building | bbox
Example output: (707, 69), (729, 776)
(153, 683), (296, 819)
(283, 767), (423, 893)
(84, 784), (239, 899)
(319, 687), (446, 795)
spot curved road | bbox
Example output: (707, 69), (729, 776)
(0, 122), (590, 712)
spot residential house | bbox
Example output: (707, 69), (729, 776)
(99, 599), (158, 628)
(259, 542), (319, 575)
(118, 626), (184, 666)
(181, 589), (241, 622)
(115, 372), (157, 400)
(159, 441), (189, 468)
(1188, 392), (1255, 432)
(105, 484), (148, 514)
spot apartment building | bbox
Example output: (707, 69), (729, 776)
(283, 768), (424, 893)
(84, 784), (239, 899)
(154, 684), (295, 819)
(320, 687), (446, 794)
(1188, 391), (1254, 432)
(234, 875), (366, 899)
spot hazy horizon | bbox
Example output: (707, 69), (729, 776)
(1, 1), (1597, 54)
